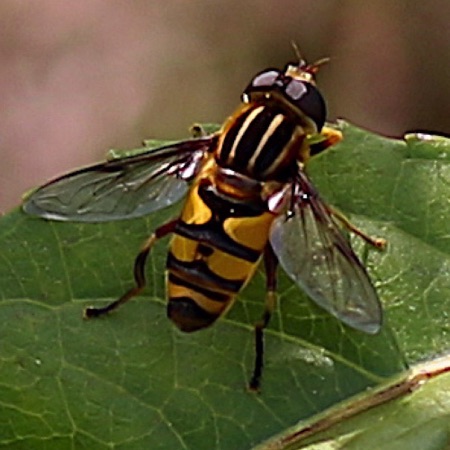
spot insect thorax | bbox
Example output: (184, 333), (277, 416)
(215, 103), (309, 182)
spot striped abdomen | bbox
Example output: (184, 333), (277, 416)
(166, 171), (276, 332)
(216, 103), (308, 182)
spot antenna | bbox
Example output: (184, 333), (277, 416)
(307, 56), (331, 73)
(290, 41), (303, 63)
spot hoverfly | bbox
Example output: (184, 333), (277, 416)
(23, 56), (385, 390)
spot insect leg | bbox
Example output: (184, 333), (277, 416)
(84, 219), (178, 319)
(249, 243), (279, 391)
(327, 205), (386, 249)
(309, 126), (343, 156)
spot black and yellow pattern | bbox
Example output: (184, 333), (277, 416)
(167, 166), (276, 331)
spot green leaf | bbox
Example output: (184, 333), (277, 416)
(0, 121), (448, 449)
(258, 359), (450, 450)
(325, 375), (450, 450)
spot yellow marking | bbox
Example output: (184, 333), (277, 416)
(228, 105), (265, 162)
(224, 212), (275, 251)
(319, 126), (343, 146)
(206, 247), (256, 280)
(180, 183), (212, 225)
(168, 282), (233, 315)
(170, 233), (257, 282)
(247, 113), (285, 171)
(170, 235), (198, 261)
(261, 126), (305, 177)
(303, 127), (343, 162)
(219, 103), (253, 135)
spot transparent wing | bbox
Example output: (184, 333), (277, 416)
(270, 171), (382, 334)
(23, 136), (215, 222)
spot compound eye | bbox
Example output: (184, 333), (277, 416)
(250, 70), (280, 88)
(285, 79), (308, 100)
(285, 80), (326, 131)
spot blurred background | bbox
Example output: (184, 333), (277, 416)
(0, 0), (449, 213)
